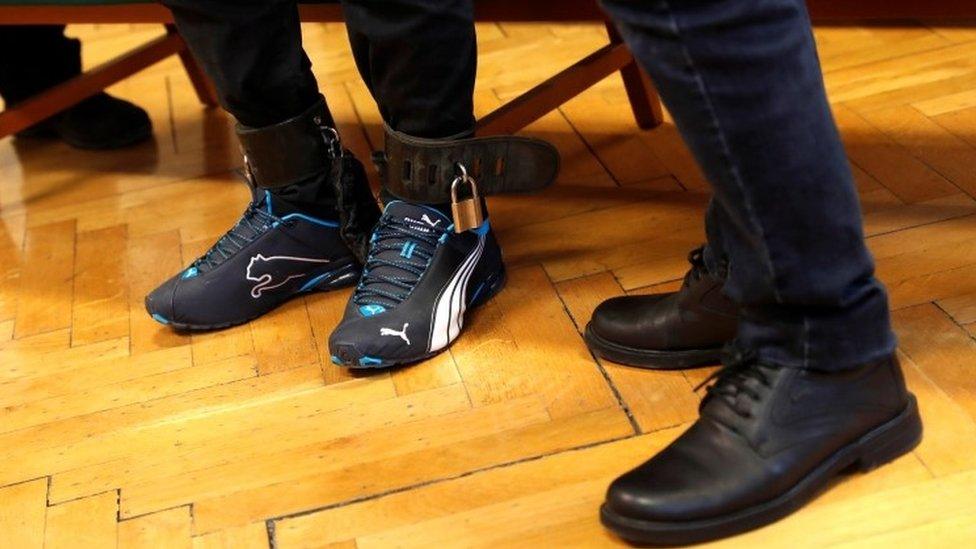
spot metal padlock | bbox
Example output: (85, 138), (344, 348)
(450, 164), (485, 233)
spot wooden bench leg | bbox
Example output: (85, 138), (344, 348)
(477, 41), (634, 136)
(166, 25), (219, 108)
(606, 22), (664, 130)
(0, 31), (185, 140)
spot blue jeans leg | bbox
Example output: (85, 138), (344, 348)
(601, 0), (895, 371)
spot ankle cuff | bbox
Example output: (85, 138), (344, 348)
(374, 124), (560, 204)
(236, 96), (334, 188)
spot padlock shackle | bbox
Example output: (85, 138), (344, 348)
(450, 164), (481, 204)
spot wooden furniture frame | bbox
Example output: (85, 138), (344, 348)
(0, 1), (973, 140)
(0, 0), (662, 140)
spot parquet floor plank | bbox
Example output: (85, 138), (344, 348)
(249, 298), (320, 376)
(499, 191), (706, 283)
(119, 384), (472, 518)
(0, 214), (25, 322)
(937, 291), (976, 325)
(270, 426), (676, 547)
(14, 220), (76, 339)
(193, 407), (632, 534)
(47, 373), (387, 504)
(2, 365), (326, 490)
(44, 491), (118, 549)
(126, 229), (191, 354)
(192, 522), (269, 549)
(449, 265), (618, 419)
(834, 104), (960, 203)
(72, 224), (131, 347)
(555, 272), (700, 432)
(853, 104), (976, 198)
(896, 351), (976, 477)
(894, 304), (976, 422)
(816, 24), (951, 72)
(559, 85), (671, 185)
(118, 507), (193, 549)
(0, 478), (48, 549)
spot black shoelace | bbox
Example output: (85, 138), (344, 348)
(686, 246), (707, 283)
(684, 245), (730, 286)
(193, 201), (287, 271)
(353, 216), (448, 308)
(695, 347), (772, 418)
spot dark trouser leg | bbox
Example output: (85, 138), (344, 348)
(0, 25), (79, 105)
(341, 0), (479, 215)
(341, 0), (476, 139)
(162, 0), (340, 216)
(601, 0), (894, 371)
(162, 0), (322, 128)
(0, 25), (80, 136)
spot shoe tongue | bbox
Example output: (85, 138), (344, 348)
(383, 201), (451, 231)
(354, 202), (450, 311)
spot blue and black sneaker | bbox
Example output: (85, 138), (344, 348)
(328, 201), (506, 368)
(146, 186), (364, 330)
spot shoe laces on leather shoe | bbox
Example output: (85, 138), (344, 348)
(695, 346), (775, 418)
(685, 246), (708, 283)
(683, 245), (728, 286)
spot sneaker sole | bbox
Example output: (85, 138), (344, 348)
(335, 267), (507, 370)
(600, 394), (923, 546)
(584, 323), (722, 369)
(146, 263), (360, 332)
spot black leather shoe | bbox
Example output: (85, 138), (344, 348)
(585, 246), (737, 369)
(600, 351), (922, 546)
(18, 93), (152, 150)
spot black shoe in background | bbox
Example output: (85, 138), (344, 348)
(585, 246), (738, 369)
(600, 350), (922, 545)
(17, 92), (152, 150)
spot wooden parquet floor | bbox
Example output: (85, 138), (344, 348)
(2, 20), (976, 548)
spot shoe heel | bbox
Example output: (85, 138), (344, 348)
(469, 267), (507, 308)
(854, 395), (923, 472)
(303, 262), (360, 292)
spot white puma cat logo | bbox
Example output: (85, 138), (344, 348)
(380, 323), (411, 346)
(245, 254), (330, 298)
(420, 214), (441, 227)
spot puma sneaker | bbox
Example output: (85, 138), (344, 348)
(145, 186), (362, 330)
(328, 201), (506, 368)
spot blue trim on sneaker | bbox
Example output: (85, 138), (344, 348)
(331, 355), (343, 365)
(299, 272), (330, 292)
(280, 213), (339, 228)
(400, 241), (417, 259)
(151, 313), (170, 325)
(263, 190), (339, 228)
(181, 266), (199, 279)
(359, 356), (384, 366)
(469, 280), (487, 305)
(359, 304), (386, 317)
(440, 225), (454, 243)
(473, 219), (491, 236)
